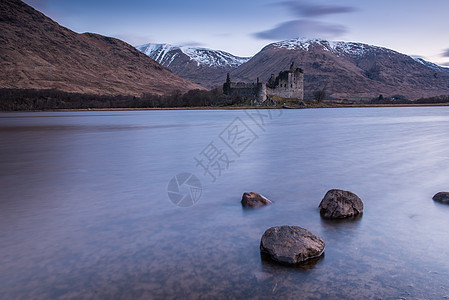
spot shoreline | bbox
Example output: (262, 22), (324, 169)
(2, 102), (449, 113)
(32, 102), (449, 112)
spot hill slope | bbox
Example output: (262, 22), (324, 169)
(0, 0), (202, 96)
(136, 43), (250, 89)
(229, 38), (449, 100)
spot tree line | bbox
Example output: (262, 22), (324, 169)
(370, 94), (449, 105)
(0, 88), (247, 111)
(1, 88), (449, 111)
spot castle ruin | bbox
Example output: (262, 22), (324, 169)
(223, 62), (304, 104)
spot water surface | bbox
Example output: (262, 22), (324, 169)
(1, 108), (449, 299)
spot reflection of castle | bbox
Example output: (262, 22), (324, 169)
(223, 62), (304, 104)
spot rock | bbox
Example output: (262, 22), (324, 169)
(433, 192), (449, 204)
(319, 189), (363, 219)
(260, 225), (325, 265)
(241, 192), (272, 208)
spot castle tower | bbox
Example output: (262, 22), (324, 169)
(223, 73), (231, 95)
(264, 62), (304, 100)
(257, 80), (266, 103)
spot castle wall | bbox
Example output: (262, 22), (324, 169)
(267, 72), (304, 99)
(223, 63), (304, 104)
(224, 83), (257, 99)
(257, 83), (266, 102)
(266, 66), (304, 99)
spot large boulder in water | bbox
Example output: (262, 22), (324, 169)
(433, 192), (449, 204)
(241, 192), (272, 208)
(319, 189), (363, 219)
(260, 225), (325, 265)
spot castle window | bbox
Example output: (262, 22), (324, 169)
(291, 84), (293, 88)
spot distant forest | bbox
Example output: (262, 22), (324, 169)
(370, 94), (449, 105)
(1, 88), (449, 111)
(0, 88), (244, 111)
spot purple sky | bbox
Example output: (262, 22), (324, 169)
(23, 0), (449, 66)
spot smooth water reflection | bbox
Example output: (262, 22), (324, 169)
(1, 108), (449, 299)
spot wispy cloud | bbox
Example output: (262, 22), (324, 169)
(443, 49), (449, 57)
(441, 62), (449, 67)
(280, 1), (357, 17)
(254, 20), (346, 40)
(253, 0), (356, 41)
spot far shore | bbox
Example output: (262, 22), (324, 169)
(44, 102), (449, 112)
(2, 102), (449, 113)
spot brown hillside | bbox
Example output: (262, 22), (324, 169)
(230, 39), (449, 100)
(0, 0), (203, 96)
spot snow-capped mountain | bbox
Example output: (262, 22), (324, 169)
(230, 38), (449, 100)
(135, 38), (449, 99)
(412, 57), (449, 75)
(136, 43), (251, 88)
(137, 43), (250, 68)
(272, 38), (398, 57)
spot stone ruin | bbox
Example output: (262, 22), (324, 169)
(223, 62), (304, 105)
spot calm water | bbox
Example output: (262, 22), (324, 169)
(1, 108), (449, 299)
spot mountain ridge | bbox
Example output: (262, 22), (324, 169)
(136, 43), (251, 88)
(0, 0), (203, 96)
(135, 38), (449, 100)
(136, 43), (250, 68)
(229, 38), (449, 100)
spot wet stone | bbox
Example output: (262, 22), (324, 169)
(260, 225), (325, 265)
(433, 192), (449, 204)
(241, 192), (272, 208)
(319, 189), (363, 219)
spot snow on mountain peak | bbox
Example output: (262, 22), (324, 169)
(272, 38), (394, 57)
(136, 43), (250, 68)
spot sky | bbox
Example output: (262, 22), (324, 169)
(23, 0), (449, 66)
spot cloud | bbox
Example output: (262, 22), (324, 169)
(441, 62), (449, 67)
(254, 19), (346, 40)
(443, 49), (449, 57)
(253, 0), (356, 41)
(280, 1), (357, 17)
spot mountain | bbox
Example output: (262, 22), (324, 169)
(136, 43), (251, 89)
(0, 0), (203, 96)
(229, 38), (449, 100)
(412, 57), (449, 76)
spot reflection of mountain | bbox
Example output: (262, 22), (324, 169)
(0, 0), (203, 95)
(136, 43), (251, 89)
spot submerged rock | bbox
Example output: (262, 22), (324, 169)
(433, 192), (449, 204)
(241, 192), (272, 208)
(260, 225), (325, 265)
(319, 189), (363, 219)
